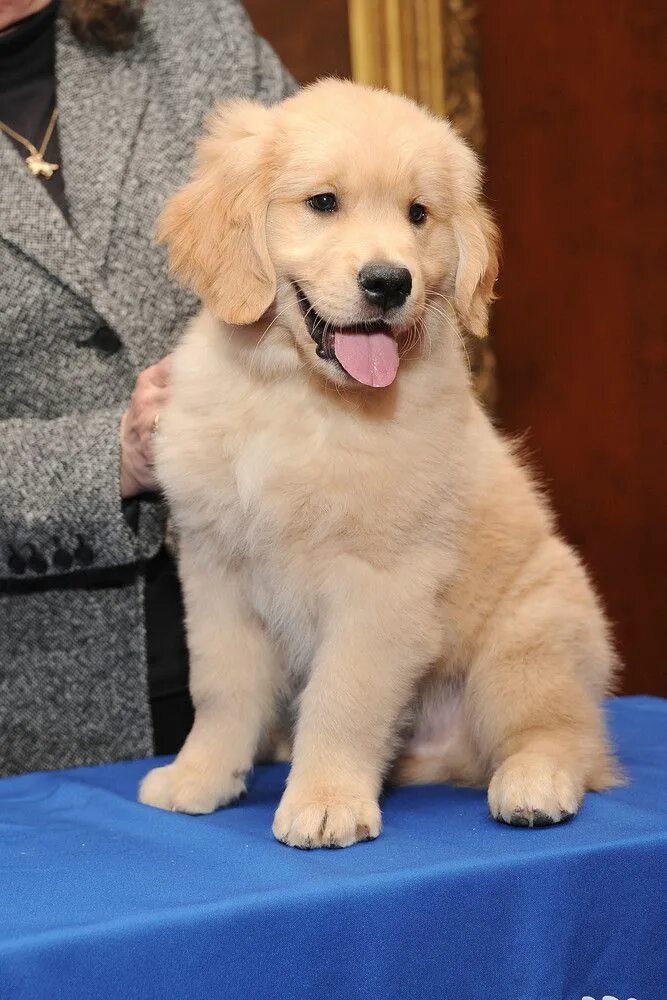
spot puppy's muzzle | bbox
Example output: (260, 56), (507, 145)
(358, 263), (412, 312)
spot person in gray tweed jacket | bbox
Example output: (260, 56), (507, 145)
(0, 0), (295, 776)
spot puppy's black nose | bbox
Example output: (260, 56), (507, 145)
(358, 263), (413, 312)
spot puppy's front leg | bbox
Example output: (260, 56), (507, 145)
(273, 565), (441, 848)
(139, 537), (277, 814)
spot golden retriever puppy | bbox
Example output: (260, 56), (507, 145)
(139, 80), (620, 847)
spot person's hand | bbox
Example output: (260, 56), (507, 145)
(120, 356), (171, 499)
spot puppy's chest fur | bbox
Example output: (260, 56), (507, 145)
(160, 325), (469, 669)
(170, 388), (454, 564)
(166, 331), (461, 545)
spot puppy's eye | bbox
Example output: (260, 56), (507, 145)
(409, 202), (428, 225)
(307, 193), (338, 213)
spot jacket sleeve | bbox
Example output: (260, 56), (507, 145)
(0, 406), (164, 584)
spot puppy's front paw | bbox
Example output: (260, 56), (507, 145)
(488, 752), (583, 827)
(138, 761), (246, 815)
(273, 790), (382, 849)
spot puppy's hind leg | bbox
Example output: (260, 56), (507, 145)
(466, 540), (621, 827)
(139, 535), (278, 814)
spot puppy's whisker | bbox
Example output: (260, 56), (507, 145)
(425, 301), (470, 373)
(426, 291), (468, 363)
(248, 301), (293, 375)
(302, 303), (318, 325)
(428, 289), (455, 309)
(411, 312), (433, 362)
(416, 317), (427, 356)
(416, 318), (427, 353)
(319, 317), (332, 358)
(257, 301), (292, 342)
(423, 317), (435, 362)
(401, 319), (418, 357)
(399, 321), (419, 359)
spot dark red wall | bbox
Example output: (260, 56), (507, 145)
(245, 0), (351, 83)
(479, 1), (667, 694)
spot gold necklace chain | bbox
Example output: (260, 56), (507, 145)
(0, 106), (60, 177)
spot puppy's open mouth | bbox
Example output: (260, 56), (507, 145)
(295, 284), (399, 388)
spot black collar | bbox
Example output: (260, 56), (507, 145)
(0, 2), (58, 86)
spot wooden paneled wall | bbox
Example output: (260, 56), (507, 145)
(244, 0), (666, 695)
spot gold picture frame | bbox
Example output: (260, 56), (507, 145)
(348, 0), (484, 150)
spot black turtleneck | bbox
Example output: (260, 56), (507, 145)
(0, 2), (67, 216)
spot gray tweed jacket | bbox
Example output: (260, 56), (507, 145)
(0, 0), (294, 775)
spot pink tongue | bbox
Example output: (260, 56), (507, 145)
(333, 330), (399, 388)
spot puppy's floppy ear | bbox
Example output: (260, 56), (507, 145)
(157, 100), (276, 325)
(452, 200), (500, 339)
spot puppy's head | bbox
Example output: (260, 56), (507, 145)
(159, 80), (499, 388)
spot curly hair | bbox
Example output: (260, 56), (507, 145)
(61, 0), (141, 51)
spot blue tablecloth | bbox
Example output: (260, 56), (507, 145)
(0, 696), (665, 1000)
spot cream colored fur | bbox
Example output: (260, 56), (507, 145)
(139, 80), (620, 847)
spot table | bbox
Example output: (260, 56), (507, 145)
(1, 696), (665, 1000)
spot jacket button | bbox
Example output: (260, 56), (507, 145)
(53, 547), (74, 571)
(74, 537), (95, 566)
(27, 546), (48, 574)
(8, 550), (26, 575)
(76, 325), (122, 355)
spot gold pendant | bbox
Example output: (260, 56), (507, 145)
(26, 153), (59, 178)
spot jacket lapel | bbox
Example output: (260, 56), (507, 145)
(0, 133), (97, 299)
(55, 13), (149, 273)
(0, 13), (149, 315)
(0, 12), (152, 352)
